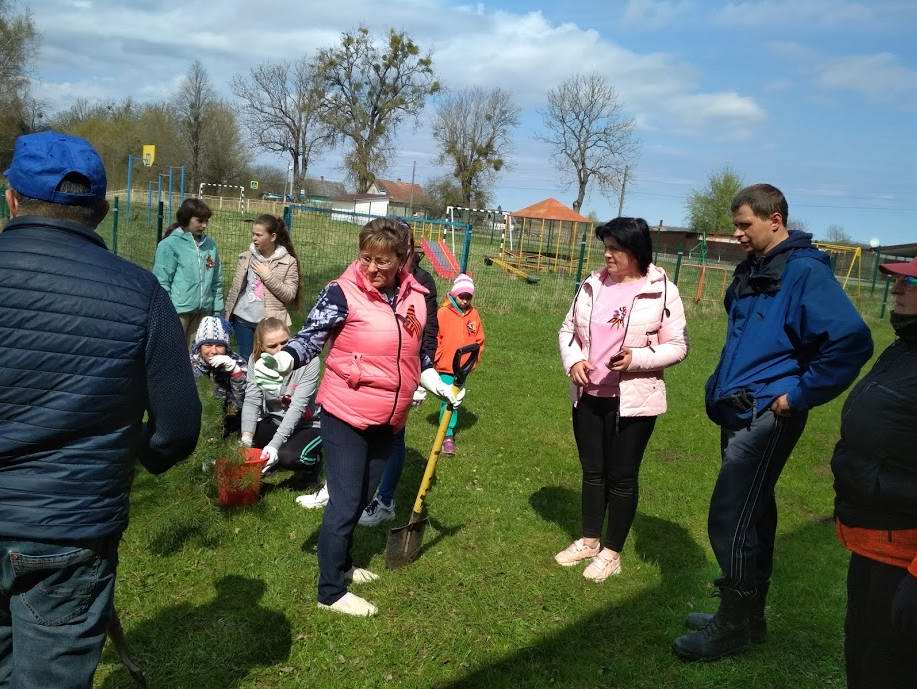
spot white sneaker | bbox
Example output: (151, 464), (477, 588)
(295, 483), (329, 510)
(344, 566), (379, 584)
(359, 497), (396, 527)
(318, 592), (377, 617)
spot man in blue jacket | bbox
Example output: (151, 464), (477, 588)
(0, 132), (201, 688)
(673, 184), (873, 661)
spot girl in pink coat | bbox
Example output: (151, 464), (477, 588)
(556, 217), (688, 581)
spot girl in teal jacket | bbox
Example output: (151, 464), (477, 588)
(153, 199), (224, 345)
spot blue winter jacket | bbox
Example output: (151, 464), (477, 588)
(0, 216), (202, 542)
(705, 231), (873, 430)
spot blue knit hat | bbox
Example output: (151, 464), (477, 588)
(192, 317), (231, 353)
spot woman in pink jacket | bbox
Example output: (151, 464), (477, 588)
(252, 219), (459, 617)
(556, 217), (688, 582)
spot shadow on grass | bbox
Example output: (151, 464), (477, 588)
(434, 516), (845, 689)
(100, 576), (291, 689)
(298, 446), (465, 567)
(529, 486), (580, 540)
(146, 511), (224, 556)
(424, 406), (479, 433)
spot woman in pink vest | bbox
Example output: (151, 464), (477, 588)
(253, 218), (459, 617)
(556, 217), (688, 582)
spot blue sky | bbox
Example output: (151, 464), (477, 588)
(31, 0), (917, 245)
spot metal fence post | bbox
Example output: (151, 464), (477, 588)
(283, 205), (293, 232)
(460, 224), (472, 273)
(111, 197), (119, 256)
(879, 276), (892, 319)
(673, 251), (684, 285)
(125, 154), (133, 220)
(156, 201), (164, 243)
(870, 252), (881, 295)
(573, 226), (588, 292)
(167, 167), (174, 221)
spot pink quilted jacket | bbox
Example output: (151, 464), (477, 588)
(317, 262), (428, 431)
(558, 264), (688, 416)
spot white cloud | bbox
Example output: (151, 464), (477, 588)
(664, 92), (765, 140)
(768, 42), (917, 107)
(621, 0), (693, 28)
(715, 0), (875, 27)
(817, 53), (917, 103)
(31, 0), (765, 138)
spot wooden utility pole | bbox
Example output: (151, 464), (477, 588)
(617, 165), (629, 217)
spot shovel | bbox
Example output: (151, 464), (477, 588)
(385, 343), (480, 569)
(107, 608), (148, 688)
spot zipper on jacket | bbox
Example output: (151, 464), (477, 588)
(194, 236), (205, 310)
(568, 278), (588, 347)
(713, 291), (762, 399)
(385, 291), (404, 426)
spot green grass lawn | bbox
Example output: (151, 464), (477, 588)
(92, 296), (894, 689)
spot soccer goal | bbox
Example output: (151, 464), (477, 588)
(198, 183), (245, 212)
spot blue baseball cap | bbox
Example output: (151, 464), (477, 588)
(4, 130), (107, 206)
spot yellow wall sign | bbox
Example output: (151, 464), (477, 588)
(142, 145), (156, 167)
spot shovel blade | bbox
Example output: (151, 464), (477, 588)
(385, 515), (429, 569)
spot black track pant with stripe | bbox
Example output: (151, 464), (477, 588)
(707, 409), (808, 593)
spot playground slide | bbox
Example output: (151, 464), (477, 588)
(422, 239), (461, 279)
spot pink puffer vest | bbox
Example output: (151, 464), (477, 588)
(558, 264), (689, 416)
(317, 262), (428, 431)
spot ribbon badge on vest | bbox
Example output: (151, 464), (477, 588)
(399, 305), (422, 339)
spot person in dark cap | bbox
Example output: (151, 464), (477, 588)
(0, 131), (201, 688)
(832, 256), (917, 689)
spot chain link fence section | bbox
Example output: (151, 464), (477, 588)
(81, 192), (898, 321)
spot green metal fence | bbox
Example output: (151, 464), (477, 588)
(88, 194), (895, 321)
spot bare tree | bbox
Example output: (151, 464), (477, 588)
(200, 101), (251, 186)
(432, 87), (519, 207)
(787, 218), (809, 233)
(0, 0), (38, 166)
(232, 57), (330, 188)
(824, 224), (853, 244)
(0, 0), (36, 88)
(316, 27), (439, 192)
(538, 73), (638, 214)
(174, 60), (215, 191)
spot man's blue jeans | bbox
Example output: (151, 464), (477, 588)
(0, 536), (118, 689)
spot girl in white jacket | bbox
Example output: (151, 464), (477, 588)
(555, 217), (688, 582)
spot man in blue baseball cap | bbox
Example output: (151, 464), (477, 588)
(0, 131), (202, 688)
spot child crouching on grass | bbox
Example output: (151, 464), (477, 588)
(241, 318), (322, 487)
(435, 273), (485, 455)
(191, 316), (247, 438)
